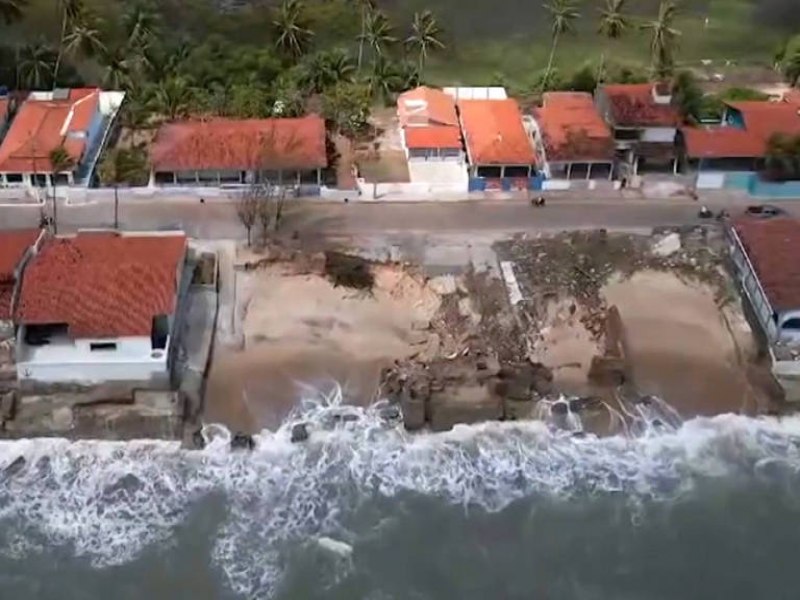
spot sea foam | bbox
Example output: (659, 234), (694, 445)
(0, 386), (799, 597)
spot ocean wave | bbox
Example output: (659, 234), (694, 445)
(0, 389), (799, 597)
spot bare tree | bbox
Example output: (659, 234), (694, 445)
(245, 121), (305, 234)
(236, 187), (259, 246)
(256, 183), (274, 244)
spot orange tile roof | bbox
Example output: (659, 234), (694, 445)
(535, 92), (614, 162)
(734, 217), (800, 312)
(683, 101), (800, 159)
(404, 125), (462, 149)
(16, 232), (187, 338)
(0, 88), (100, 173)
(0, 229), (40, 320)
(602, 83), (680, 127)
(150, 116), (327, 173)
(397, 86), (458, 128)
(458, 99), (536, 166)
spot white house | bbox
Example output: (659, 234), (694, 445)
(0, 88), (125, 191)
(14, 230), (187, 384)
(594, 82), (681, 175)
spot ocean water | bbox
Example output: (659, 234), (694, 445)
(2, 391), (800, 599)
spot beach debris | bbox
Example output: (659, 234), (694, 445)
(230, 432), (255, 450)
(324, 252), (374, 290)
(291, 422), (310, 443)
(316, 537), (353, 559)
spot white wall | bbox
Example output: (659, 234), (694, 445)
(696, 172), (725, 189)
(640, 127), (677, 143)
(16, 333), (169, 384)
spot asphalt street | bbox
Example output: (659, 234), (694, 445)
(2, 196), (799, 239)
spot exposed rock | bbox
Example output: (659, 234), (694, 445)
(3, 456), (25, 478)
(378, 404), (402, 423)
(291, 422), (310, 442)
(231, 432), (255, 450)
(428, 275), (458, 296)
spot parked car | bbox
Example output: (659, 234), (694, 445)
(744, 204), (786, 218)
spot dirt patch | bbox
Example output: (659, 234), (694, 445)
(603, 270), (760, 416)
(204, 250), (443, 432)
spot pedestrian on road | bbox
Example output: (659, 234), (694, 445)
(200, 197), (205, 204)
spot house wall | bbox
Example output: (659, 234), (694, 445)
(151, 168), (322, 188)
(640, 127), (676, 143)
(15, 333), (170, 384)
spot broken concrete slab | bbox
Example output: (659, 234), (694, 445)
(428, 275), (458, 296)
(428, 384), (503, 431)
(652, 232), (681, 257)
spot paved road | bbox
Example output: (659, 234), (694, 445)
(3, 197), (800, 239)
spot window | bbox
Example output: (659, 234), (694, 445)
(151, 314), (169, 350)
(155, 171), (176, 185)
(5, 173), (23, 183)
(90, 342), (117, 351)
(782, 318), (800, 331)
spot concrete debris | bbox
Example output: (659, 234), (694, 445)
(291, 422), (309, 442)
(428, 275), (458, 296)
(231, 432), (256, 450)
(652, 232), (682, 257)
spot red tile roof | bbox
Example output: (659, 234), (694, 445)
(733, 217), (800, 312)
(404, 126), (462, 149)
(602, 83), (680, 128)
(397, 86), (458, 128)
(534, 92), (614, 162)
(150, 116), (327, 173)
(458, 99), (536, 166)
(16, 232), (186, 338)
(0, 229), (40, 320)
(0, 89), (100, 173)
(683, 101), (800, 159)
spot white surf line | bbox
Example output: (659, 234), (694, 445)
(500, 260), (523, 306)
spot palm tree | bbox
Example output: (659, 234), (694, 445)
(542, 0), (580, 91)
(99, 46), (131, 89)
(53, 0), (85, 87)
(640, 1), (681, 79)
(367, 55), (402, 104)
(19, 40), (54, 89)
(152, 76), (194, 120)
(597, 0), (628, 82)
(272, 0), (314, 60)
(48, 145), (75, 235)
(359, 10), (396, 65)
(64, 16), (106, 60)
(354, 0), (375, 71)
(405, 10), (445, 77)
(0, 0), (27, 24)
(123, 2), (158, 53)
(300, 49), (355, 93)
